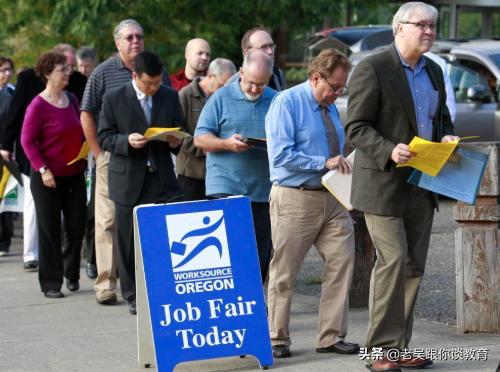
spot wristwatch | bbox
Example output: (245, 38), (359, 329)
(39, 166), (47, 174)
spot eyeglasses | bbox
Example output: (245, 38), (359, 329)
(122, 33), (144, 42)
(242, 77), (267, 89)
(251, 43), (276, 52)
(400, 21), (437, 32)
(320, 74), (348, 96)
(53, 65), (72, 73)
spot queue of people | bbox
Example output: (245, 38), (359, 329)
(0, 2), (458, 371)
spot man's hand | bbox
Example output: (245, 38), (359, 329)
(325, 155), (352, 174)
(128, 133), (148, 149)
(41, 169), (56, 188)
(391, 143), (413, 164)
(164, 135), (182, 149)
(223, 134), (250, 153)
(0, 150), (13, 162)
(441, 135), (460, 143)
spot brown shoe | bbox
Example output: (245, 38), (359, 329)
(397, 355), (433, 369)
(96, 290), (117, 305)
(367, 357), (401, 372)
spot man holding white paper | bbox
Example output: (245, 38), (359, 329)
(265, 49), (358, 358)
(97, 51), (183, 315)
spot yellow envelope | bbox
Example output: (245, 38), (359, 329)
(144, 127), (190, 141)
(396, 136), (479, 176)
(67, 142), (90, 165)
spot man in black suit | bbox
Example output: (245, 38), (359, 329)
(97, 51), (183, 314)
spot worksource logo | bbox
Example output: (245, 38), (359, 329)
(166, 210), (234, 295)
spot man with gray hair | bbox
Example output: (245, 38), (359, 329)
(176, 58), (236, 200)
(345, 2), (457, 371)
(81, 19), (171, 310)
(194, 50), (276, 283)
(77, 46), (97, 78)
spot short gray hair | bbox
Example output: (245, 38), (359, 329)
(392, 2), (438, 35)
(208, 58), (236, 77)
(113, 19), (143, 42)
(53, 43), (75, 55)
(242, 50), (273, 74)
(77, 46), (96, 62)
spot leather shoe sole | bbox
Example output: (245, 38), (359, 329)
(316, 340), (360, 354)
(397, 358), (433, 369)
(272, 345), (291, 358)
(44, 290), (64, 299)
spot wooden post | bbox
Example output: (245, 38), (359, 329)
(455, 143), (500, 333)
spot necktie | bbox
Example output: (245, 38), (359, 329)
(321, 105), (340, 158)
(141, 96), (151, 124)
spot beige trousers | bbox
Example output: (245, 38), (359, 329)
(94, 151), (118, 298)
(267, 185), (355, 348)
(364, 187), (434, 350)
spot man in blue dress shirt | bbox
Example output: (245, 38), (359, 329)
(194, 50), (277, 284)
(265, 49), (358, 358)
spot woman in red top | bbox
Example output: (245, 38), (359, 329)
(21, 52), (86, 299)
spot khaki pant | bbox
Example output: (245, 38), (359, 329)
(267, 185), (355, 348)
(364, 187), (434, 350)
(94, 151), (118, 298)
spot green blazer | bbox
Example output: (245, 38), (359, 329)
(345, 43), (454, 216)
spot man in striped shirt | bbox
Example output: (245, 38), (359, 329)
(80, 19), (146, 307)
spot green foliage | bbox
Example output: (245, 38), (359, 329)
(0, 0), (387, 72)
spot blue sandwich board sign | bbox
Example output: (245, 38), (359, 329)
(134, 196), (273, 371)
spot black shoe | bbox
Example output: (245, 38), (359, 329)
(128, 299), (137, 315)
(44, 290), (64, 299)
(272, 345), (291, 358)
(23, 260), (38, 271)
(316, 340), (360, 354)
(86, 263), (97, 279)
(66, 279), (80, 292)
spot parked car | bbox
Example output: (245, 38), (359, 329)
(334, 39), (500, 141)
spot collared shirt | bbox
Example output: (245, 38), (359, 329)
(194, 80), (277, 202)
(396, 46), (438, 140)
(265, 80), (345, 187)
(170, 69), (192, 92)
(131, 79), (152, 111)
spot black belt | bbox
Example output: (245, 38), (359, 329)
(286, 185), (325, 192)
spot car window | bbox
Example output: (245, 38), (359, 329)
(491, 53), (500, 69)
(447, 62), (490, 103)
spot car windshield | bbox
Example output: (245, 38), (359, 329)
(490, 53), (500, 69)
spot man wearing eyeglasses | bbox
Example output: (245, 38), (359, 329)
(265, 48), (358, 359)
(194, 50), (276, 285)
(226, 27), (285, 91)
(345, 3), (457, 371)
(176, 58), (236, 200)
(81, 19), (168, 307)
(170, 38), (211, 91)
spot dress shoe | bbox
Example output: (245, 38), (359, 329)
(128, 298), (137, 315)
(397, 355), (433, 369)
(66, 279), (79, 292)
(86, 263), (97, 279)
(96, 290), (117, 305)
(272, 345), (291, 358)
(367, 357), (401, 372)
(316, 340), (360, 354)
(44, 290), (64, 299)
(23, 260), (38, 272)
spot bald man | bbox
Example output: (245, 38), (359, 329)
(170, 38), (211, 91)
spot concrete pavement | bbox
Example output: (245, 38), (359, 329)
(0, 201), (499, 371)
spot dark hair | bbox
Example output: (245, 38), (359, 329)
(0, 57), (14, 70)
(35, 52), (67, 83)
(134, 51), (163, 77)
(240, 26), (270, 51)
(77, 46), (96, 62)
(308, 49), (351, 78)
